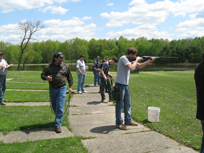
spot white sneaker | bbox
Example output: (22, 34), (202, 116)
(77, 91), (82, 94)
(82, 91), (87, 93)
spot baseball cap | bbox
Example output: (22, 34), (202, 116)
(80, 55), (85, 58)
(97, 56), (100, 59)
(53, 52), (64, 58)
(0, 52), (4, 55)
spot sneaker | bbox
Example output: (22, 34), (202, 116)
(77, 91), (82, 94)
(82, 91), (87, 93)
(101, 100), (108, 103)
(55, 126), (61, 133)
(94, 85), (98, 87)
(0, 102), (6, 105)
(116, 124), (127, 130)
(4, 100), (8, 102)
(109, 99), (114, 102)
(125, 120), (138, 126)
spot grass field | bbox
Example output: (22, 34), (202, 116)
(0, 70), (201, 151)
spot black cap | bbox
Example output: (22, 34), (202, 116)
(53, 52), (63, 58)
(80, 55), (85, 58)
(0, 52), (4, 55)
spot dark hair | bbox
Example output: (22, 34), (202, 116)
(202, 51), (204, 60)
(112, 57), (118, 63)
(102, 59), (106, 63)
(127, 47), (138, 55)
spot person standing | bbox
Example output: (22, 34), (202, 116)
(76, 55), (86, 94)
(100, 57), (118, 103)
(0, 52), (13, 105)
(194, 51), (204, 153)
(41, 52), (73, 133)
(92, 56), (101, 87)
(115, 47), (156, 130)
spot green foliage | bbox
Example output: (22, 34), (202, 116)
(2, 36), (204, 65)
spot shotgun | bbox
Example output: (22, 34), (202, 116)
(127, 56), (178, 62)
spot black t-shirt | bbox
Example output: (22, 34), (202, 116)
(194, 60), (204, 120)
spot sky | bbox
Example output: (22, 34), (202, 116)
(0, 0), (204, 44)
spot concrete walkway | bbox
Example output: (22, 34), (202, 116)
(1, 86), (199, 152)
(69, 86), (198, 153)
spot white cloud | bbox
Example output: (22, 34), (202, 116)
(43, 18), (85, 27)
(82, 16), (92, 21)
(101, 0), (204, 28)
(0, 18), (97, 43)
(0, 0), (53, 13)
(107, 3), (114, 6)
(40, 6), (68, 14)
(106, 24), (172, 40)
(176, 18), (204, 38)
(0, 0), (80, 13)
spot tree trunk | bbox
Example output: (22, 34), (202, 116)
(17, 51), (23, 71)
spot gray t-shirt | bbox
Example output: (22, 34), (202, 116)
(0, 59), (9, 76)
(116, 55), (131, 85)
(76, 59), (86, 75)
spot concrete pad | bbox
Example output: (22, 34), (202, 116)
(82, 131), (179, 153)
(26, 126), (73, 141)
(69, 113), (150, 138)
(151, 145), (198, 153)
(70, 105), (115, 115)
(0, 132), (4, 142)
(3, 131), (27, 143)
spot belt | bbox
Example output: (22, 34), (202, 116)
(0, 75), (6, 77)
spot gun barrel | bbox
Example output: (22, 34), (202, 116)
(142, 56), (178, 59)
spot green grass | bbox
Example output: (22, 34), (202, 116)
(0, 106), (69, 135)
(4, 91), (50, 102)
(0, 137), (88, 153)
(3, 70), (202, 151)
(129, 71), (201, 150)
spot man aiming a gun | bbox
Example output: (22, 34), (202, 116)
(100, 57), (118, 103)
(115, 47), (156, 130)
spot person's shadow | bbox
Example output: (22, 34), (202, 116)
(20, 122), (55, 134)
(87, 101), (101, 105)
(90, 125), (116, 134)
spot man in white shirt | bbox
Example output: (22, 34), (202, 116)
(76, 55), (86, 94)
(115, 47), (156, 130)
(0, 52), (13, 105)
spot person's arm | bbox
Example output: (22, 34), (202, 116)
(93, 61), (98, 71)
(100, 69), (107, 81)
(41, 66), (52, 82)
(76, 61), (82, 75)
(126, 57), (143, 71)
(136, 57), (156, 69)
(67, 66), (73, 93)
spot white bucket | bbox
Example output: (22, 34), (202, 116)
(148, 107), (160, 122)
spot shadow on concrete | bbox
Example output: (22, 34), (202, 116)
(90, 125), (116, 134)
(20, 122), (55, 133)
(87, 101), (101, 105)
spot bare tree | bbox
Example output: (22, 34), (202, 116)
(18, 20), (44, 71)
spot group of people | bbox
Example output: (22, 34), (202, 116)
(1, 47), (204, 152)
(40, 47), (157, 133)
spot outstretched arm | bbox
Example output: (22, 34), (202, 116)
(136, 57), (156, 69)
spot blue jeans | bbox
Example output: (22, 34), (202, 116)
(49, 85), (67, 127)
(77, 74), (86, 92)
(93, 71), (100, 86)
(201, 120), (204, 153)
(0, 76), (6, 102)
(115, 85), (132, 125)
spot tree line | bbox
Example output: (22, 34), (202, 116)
(0, 36), (204, 70)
